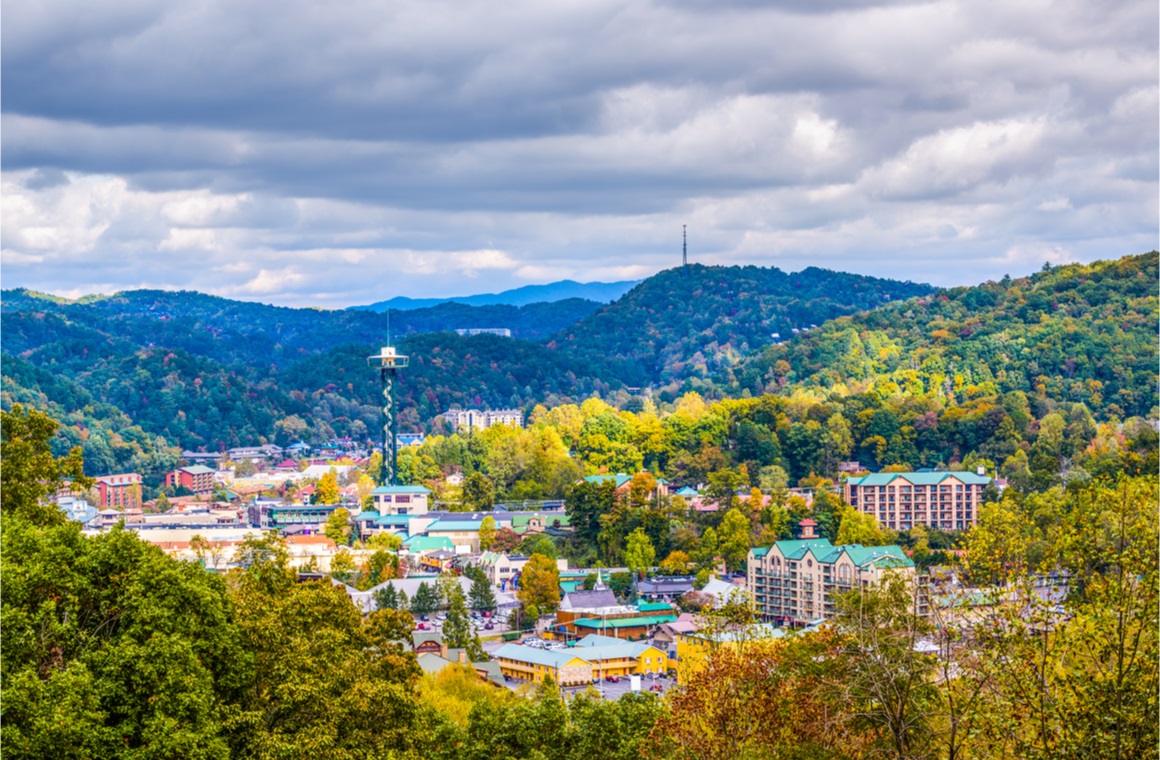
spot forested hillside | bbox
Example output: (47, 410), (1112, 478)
(2, 255), (1155, 479)
(1, 288), (601, 367)
(550, 264), (936, 386)
(738, 252), (1159, 419)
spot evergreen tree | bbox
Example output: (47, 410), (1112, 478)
(411, 581), (440, 616)
(373, 582), (400, 610)
(469, 571), (497, 612)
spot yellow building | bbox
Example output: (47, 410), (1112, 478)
(493, 636), (670, 685)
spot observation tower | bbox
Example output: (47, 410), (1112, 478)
(367, 345), (409, 485)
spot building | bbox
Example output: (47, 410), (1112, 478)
(443, 408), (524, 433)
(182, 450), (224, 466)
(580, 473), (670, 500)
(94, 473), (143, 509)
(455, 328), (512, 337)
(552, 588), (677, 639)
(476, 551), (532, 588)
(247, 500), (344, 531)
(424, 518), (485, 552)
(370, 485), (431, 515)
(747, 519), (919, 627)
(165, 466), (216, 495)
(637, 576), (695, 600)
(843, 470), (992, 531)
(493, 636), (669, 685)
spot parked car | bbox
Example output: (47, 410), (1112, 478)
(420, 615), (429, 622)
(484, 623), (494, 630)
(482, 611), (492, 618)
(417, 622), (430, 630)
(607, 675), (620, 683)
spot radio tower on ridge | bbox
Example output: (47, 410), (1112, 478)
(682, 224), (687, 267)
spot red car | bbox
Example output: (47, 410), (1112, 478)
(606, 675), (620, 683)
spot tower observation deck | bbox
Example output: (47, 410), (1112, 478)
(367, 345), (409, 486)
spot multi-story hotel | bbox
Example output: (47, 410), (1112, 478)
(843, 470), (992, 531)
(747, 519), (921, 626)
(442, 408), (524, 433)
(94, 473), (142, 509)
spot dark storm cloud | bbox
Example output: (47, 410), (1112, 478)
(1, 0), (1156, 306)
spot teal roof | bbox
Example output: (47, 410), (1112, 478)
(371, 485), (432, 494)
(772, 538), (834, 560)
(560, 581), (583, 593)
(751, 547), (770, 558)
(374, 514), (413, 525)
(572, 614), (676, 629)
(182, 465), (215, 474)
(359, 511), (381, 520)
(575, 634), (623, 647)
(404, 536), (455, 552)
(635, 601), (675, 613)
(426, 519), (483, 531)
(675, 486), (699, 497)
(844, 545), (914, 568)
(584, 474), (633, 488)
(847, 472), (991, 487)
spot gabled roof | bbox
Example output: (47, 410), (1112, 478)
(846, 472), (991, 487)
(772, 538), (835, 560)
(493, 643), (586, 669)
(412, 631), (443, 648)
(635, 601), (675, 613)
(560, 589), (618, 610)
(575, 634), (623, 648)
(675, 486), (699, 497)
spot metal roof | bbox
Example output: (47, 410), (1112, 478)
(846, 472), (991, 487)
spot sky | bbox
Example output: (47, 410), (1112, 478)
(2, 0), (1156, 308)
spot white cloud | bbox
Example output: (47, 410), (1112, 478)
(0, 0), (1155, 305)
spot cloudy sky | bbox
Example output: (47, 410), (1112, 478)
(2, 0), (1156, 307)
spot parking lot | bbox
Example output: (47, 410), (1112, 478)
(413, 612), (510, 637)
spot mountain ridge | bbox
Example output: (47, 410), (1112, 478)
(353, 279), (641, 311)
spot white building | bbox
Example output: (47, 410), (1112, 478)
(443, 408), (524, 433)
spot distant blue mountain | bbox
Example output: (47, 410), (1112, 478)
(352, 279), (640, 312)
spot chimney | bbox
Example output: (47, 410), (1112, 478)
(458, 650), (468, 665)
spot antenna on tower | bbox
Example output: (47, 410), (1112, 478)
(682, 225), (687, 267)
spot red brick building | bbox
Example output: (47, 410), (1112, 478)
(94, 474), (143, 510)
(165, 465), (216, 495)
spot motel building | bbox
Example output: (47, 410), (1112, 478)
(493, 635), (669, 686)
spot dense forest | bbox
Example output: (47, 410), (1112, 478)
(1, 254), (1155, 482)
(736, 253), (1159, 419)
(549, 264), (936, 386)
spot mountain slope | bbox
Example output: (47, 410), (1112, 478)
(549, 264), (937, 387)
(355, 279), (639, 311)
(1, 289), (601, 370)
(737, 252), (1159, 418)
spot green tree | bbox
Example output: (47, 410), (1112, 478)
(835, 505), (889, 546)
(411, 581), (441, 616)
(517, 553), (560, 614)
(373, 583), (401, 610)
(1, 404), (91, 522)
(468, 571), (497, 612)
(461, 472), (496, 511)
(478, 515), (497, 551)
(624, 527), (656, 579)
(324, 506), (352, 546)
(718, 508), (752, 571)
(441, 575), (486, 661)
(330, 548), (356, 582)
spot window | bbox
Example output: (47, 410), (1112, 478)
(396, 495), (411, 504)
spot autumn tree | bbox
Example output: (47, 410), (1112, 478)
(315, 468), (341, 504)
(518, 553), (560, 614)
